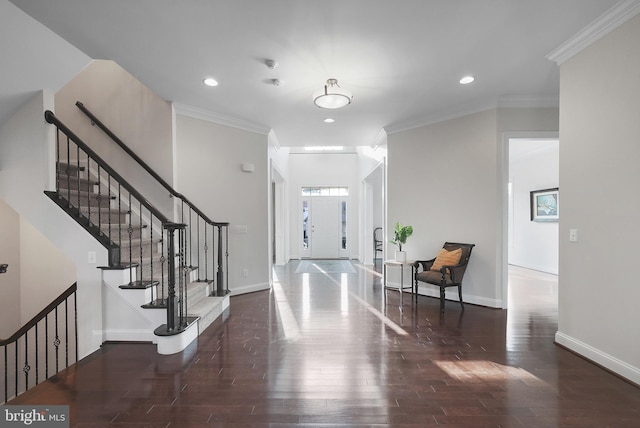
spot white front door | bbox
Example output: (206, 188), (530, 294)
(311, 197), (340, 258)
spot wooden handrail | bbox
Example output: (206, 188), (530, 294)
(45, 110), (172, 225)
(0, 283), (77, 345)
(75, 101), (228, 227)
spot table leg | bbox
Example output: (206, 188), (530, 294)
(399, 265), (404, 308)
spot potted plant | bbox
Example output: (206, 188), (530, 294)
(390, 222), (413, 262)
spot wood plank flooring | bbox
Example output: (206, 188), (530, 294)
(8, 262), (640, 427)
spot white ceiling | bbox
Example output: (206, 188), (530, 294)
(4, 0), (624, 147)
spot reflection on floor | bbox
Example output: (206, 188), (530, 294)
(507, 264), (558, 351)
(9, 260), (640, 427)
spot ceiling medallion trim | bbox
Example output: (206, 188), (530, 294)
(547, 0), (640, 65)
(173, 103), (270, 135)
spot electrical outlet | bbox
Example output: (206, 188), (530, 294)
(88, 251), (97, 264)
(242, 269), (249, 278)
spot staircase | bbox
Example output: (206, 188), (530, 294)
(44, 109), (229, 354)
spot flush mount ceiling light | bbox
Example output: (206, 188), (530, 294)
(324, 118), (335, 123)
(459, 75), (475, 85)
(313, 78), (352, 109)
(203, 77), (218, 87)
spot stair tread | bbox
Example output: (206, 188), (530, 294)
(119, 280), (159, 289)
(141, 299), (167, 309)
(187, 296), (227, 316)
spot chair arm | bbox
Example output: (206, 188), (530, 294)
(439, 261), (468, 282)
(414, 258), (436, 272)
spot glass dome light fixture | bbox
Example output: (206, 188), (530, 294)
(313, 78), (352, 109)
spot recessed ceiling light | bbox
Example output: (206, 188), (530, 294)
(459, 76), (475, 85)
(324, 118), (335, 123)
(203, 77), (218, 87)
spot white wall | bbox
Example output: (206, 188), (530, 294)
(388, 110), (499, 306)
(557, 14), (640, 384)
(288, 153), (360, 260)
(54, 60), (175, 219)
(508, 140), (559, 273)
(0, 199), (21, 338)
(0, 91), (106, 359)
(388, 107), (559, 307)
(268, 132), (290, 266)
(175, 114), (269, 295)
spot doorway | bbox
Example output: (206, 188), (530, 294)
(300, 187), (349, 259)
(504, 136), (559, 310)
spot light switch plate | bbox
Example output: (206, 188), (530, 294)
(569, 229), (578, 242)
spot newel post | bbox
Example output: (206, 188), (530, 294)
(163, 222), (186, 331)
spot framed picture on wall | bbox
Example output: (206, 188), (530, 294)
(530, 188), (559, 222)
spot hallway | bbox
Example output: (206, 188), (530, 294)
(9, 261), (640, 426)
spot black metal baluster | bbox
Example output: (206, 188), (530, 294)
(14, 342), (17, 398)
(179, 227), (185, 328)
(204, 220), (208, 282)
(66, 136), (71, 203)
(4, 345), (8, 403)
(76, 145), (81, 210)
(85, 155), (90, 224)
(127, 192), (133, 285)
(74, 291), (78, 364)
(188, 207), (193, 269)
(55, 129), (60, 194)
(160, 229), (166, 304)
(23, 330), (29, 393)
(54, 307), (60, 372)
(45, 315), (49, 378)
(65, 299), (69, 367)
(197, 218), (201, 281)
(35, 323), (39, 384)
(139, 200), (143, 285)
(107, 173), (112, 244)
(149, 214), (155, 305)
(97, 164), (102, 233)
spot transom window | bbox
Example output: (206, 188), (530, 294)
(301, 187), (349, 196)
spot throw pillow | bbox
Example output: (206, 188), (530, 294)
(430, 248), (462, 272)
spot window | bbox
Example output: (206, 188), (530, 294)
(301, 187), (349, 197)
(341, 201), (347, 250)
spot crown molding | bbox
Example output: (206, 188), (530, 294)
(268, 129), (281, 151)
(370, 128), (387, 149)
(173, 102), (271, 135)
(385, 102), (496, 135)
(497, 95), (559, 109)
(547, 0), (640, 65)
(385, 96), (559, 135)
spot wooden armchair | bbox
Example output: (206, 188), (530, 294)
(414, 242), (475, 314)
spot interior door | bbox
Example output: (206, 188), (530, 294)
(310, 197), (340, 258)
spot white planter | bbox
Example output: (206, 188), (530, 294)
(395, 251), (406, 262)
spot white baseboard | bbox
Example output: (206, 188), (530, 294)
(230, 282), (270, 296)
(103, 328), (156, 343)
(402, 283), (503, 308)
(555, 331), (640, 386)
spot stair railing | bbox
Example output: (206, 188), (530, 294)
(75, 101), (229, 296)
(1, 283), (77, 404)
(44, 111), (189, 337)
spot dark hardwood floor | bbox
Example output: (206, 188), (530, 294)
(8, 262), (640, 427)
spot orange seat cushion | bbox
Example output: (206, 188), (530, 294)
(430, 248), (462, 272)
